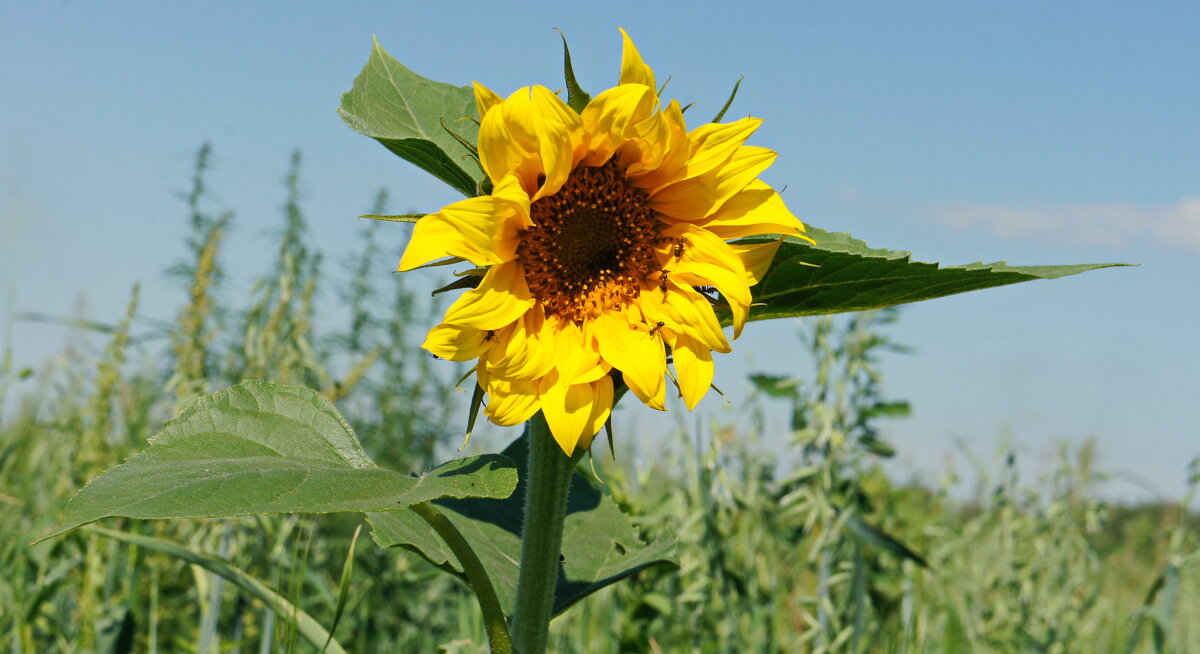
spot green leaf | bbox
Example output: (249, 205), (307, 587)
(748, 373), (800, 399)
(339, 37), (481, 197)
(324, 524), (362, 653)
(864, 401), (912, 419)
(86, 526), (349, 654)
(735, 228), (1131, 322)
(43, 382), (516, 540)
(859, 435), (897, 458)
(368, 432), (677, 617)
(845, 514), (928, 568)
(93, 604), (134, 654)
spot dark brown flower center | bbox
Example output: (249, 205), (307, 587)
(518, 158), (660, 322)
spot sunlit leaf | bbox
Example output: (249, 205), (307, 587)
(733, 228), (1130, 323)
(44, 382), (516, 540)
(339, 38), (481, 197)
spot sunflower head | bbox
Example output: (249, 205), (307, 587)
(398, 28), (810, 455)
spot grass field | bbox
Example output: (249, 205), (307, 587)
(3, 147), (1196, 653)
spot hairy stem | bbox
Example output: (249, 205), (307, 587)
(511, 413), (580, 653)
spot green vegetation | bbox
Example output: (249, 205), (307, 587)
(3, 148), (1196, 652)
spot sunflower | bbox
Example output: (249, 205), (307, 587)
(398, 29), (810, 455)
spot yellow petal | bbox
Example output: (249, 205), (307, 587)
(481, 371), (541, 427)
(728, 239), (782, 286)
(486, 307), (556, 382)
(615, 105), (671, 175)
(538, 370), (610, 455)
(397, 213), (476, 271)
(670, 334), (714, 410)
(594, 312), (666, 410)
(550, 318), (608, 386)
(580, 83), (655, 165)
(625, 100), (689, 189)
(636, 280), (730, 354)
(678, 117), (763, 182)
(488, 173), (535, 252)
(443, 260), (535, 330)
(674, 263), (753, 338)
(497, 86), (582, 200)
(618, 28), (656, 91)
(657, 225), (753, 338)
(478, 91), (543, 192)
(649, 146), (776, 220)
(577, 375), (614, 451)
(397, 176), (531, 271)
(657, 223), (751, 297)
(677, 180), (810, 240)
(473, 81), (503, 120)
(489, 169), (532, 205)
(422, 322), (493, 361)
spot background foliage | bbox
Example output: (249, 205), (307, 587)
(3, 148), (1196, 653)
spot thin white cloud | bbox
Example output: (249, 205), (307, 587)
(931, 197), (1200, 253)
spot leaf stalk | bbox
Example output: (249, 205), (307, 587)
(411, 502), (514, 654)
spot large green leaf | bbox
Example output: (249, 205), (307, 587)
(43, 382), (516, 540)
(368, 433), (677, 617)
(339, 37), (481, 197)
(735, 228), (1129, 322)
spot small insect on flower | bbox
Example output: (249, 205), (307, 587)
(673, 237), (689, 260)
(398, 28), (812, 455)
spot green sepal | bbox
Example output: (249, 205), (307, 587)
(711, 76), (744, 123)
(432, 275), (483, 297)
(460, 381), (486, 451)
(440, 116), (480, 156)
(359, 213), (424, 224)
(558, 30), (591, 113)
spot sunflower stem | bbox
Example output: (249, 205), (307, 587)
(511, 412), (580, 653)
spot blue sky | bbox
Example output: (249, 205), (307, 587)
(2, 2), (1197, 499)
